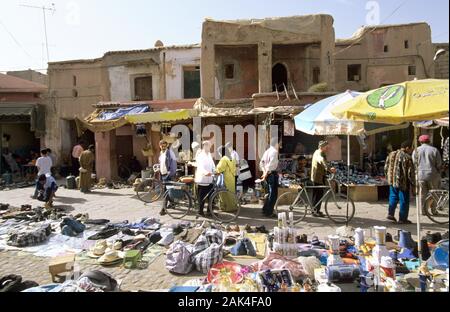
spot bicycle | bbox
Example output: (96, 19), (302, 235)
(135, 164), (163, 203)
(274, 174), (355, 224)
(161, 176), (241, 223)
(424, 178), (449, 225)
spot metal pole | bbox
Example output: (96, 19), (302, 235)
(346, 134), (350, 225)
(414, 126), (422, 264)
(42, 6), (50, 62)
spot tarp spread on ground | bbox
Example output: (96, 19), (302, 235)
(98, 104), (149, 121)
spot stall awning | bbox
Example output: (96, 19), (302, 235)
(0, 104), (46, 137)
(0, 106), (33, 117)
(125, 109), (198, 124)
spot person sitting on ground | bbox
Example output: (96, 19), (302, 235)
(36, 173), (58, 209)
(384, 140), (415, 224)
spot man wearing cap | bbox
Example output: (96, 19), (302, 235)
(259, 137), (280, 218)
(412, 135), (442, 215)
(311, 140), (336, 217)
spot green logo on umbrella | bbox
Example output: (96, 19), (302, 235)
(367, 85), (405, 109)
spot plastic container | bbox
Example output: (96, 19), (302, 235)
(66, 175), (76, 189)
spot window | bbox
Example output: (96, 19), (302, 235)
(134, 76), (153, 100)
(72, 89), (78, 98)
(183, 66), (200, 99)
(384, 45), (389, 52)
(73, 75), (77, 86)
(224, 64), (235, 79)
(408, 65), (416, 76)
(347, 64), (362, 81)
(312, 67), (320, 84)
(404, 40), (409, 49)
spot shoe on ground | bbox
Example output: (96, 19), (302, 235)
(398, 219), (413, 224)
(312, 211), (325, 218)
(159, 210), (167, 216)
(264, 213), (277, 218)
(387, 215), (397, 222)
(30, 195), (37, 199)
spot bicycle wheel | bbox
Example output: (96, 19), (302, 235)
(162, 188), (193, 219)
(136, 179), (164, 203)
(324, 194), (355, 224)
(425, 192), (449, 224)
(208, 190), (241, 223)
(274, 191), (307, 223)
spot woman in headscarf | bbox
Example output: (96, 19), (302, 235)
(215, 145), (236, 211)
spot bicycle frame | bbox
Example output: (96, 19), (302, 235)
(291, 178), (341, 211)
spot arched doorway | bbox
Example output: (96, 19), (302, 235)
(272, 63), (288, 92)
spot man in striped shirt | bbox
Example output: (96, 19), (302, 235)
(384, 141), (415, 224)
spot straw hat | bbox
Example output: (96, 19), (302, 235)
(97, 249), (124, 265)
(87, 240), (107, 258)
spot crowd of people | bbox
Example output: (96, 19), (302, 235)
(15, 130), (445, 225)
(156, 134), (446, 224)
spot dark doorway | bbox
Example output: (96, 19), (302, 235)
(272, 63), (288, 92)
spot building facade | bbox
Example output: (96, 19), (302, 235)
(0, 74), (47, 173)
(335, 22), (436, 91)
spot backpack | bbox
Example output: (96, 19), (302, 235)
(166, 241), (194, 274)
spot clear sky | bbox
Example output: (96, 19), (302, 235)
(1, 0), (448, 72)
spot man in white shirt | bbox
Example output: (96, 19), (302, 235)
(36, 148), (53, 176)
(195, 141), (215, 216)
(32, 149), (53, 198)
(259, 138), (280, 218)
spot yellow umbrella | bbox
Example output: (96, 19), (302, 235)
(332, 79), (449, 124)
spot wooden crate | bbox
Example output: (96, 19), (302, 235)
(345, 184), (378, 202)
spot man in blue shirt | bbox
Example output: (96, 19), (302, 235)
(36, 173), (58, 209)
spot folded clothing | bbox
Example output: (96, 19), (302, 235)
(7, 223), (51, 247)
(60, 217), (85, 237)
